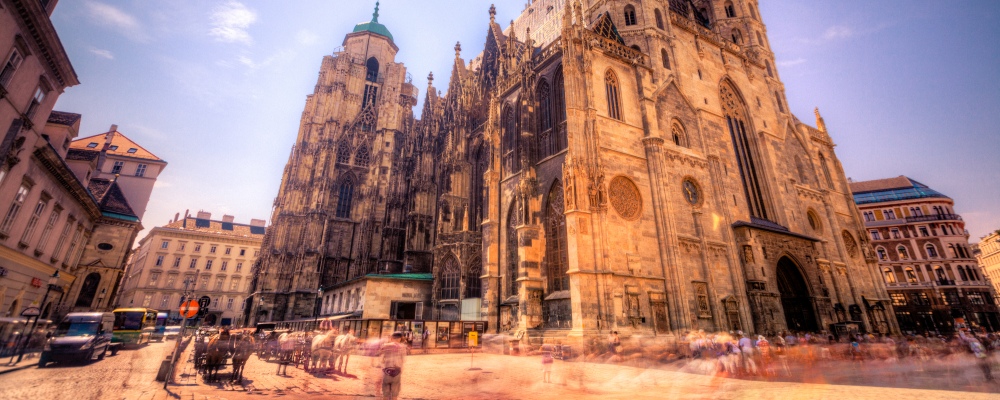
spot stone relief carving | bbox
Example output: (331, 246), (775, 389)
(608, 176), (642, 220)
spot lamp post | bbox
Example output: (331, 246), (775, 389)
(16, 271), (60, 363)
(314, 286), (324, 331)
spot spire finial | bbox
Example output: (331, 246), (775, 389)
(489, 4), (496, 22)
(427, 72), (434, 86)
(455, 41), (462, 57)
(814, 107), (827, 132)
(372, 1), (380, 23)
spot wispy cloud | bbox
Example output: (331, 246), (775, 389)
(210, 1), (257, 45)
(296, 30), (319, 46)
(822, 26), (854, 41)
(777, 58), (807, 67)
(83, 0), (147, 41)
(88, 47), (114, 60)
(236, 49), (296, 71)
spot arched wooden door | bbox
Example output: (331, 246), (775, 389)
(776, 257), (818, 332)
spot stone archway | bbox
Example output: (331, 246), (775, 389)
(776, 257), (818, 332)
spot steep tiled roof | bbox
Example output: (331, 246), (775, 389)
(88, 178), (138, 219)
(66, 148), (99, 161)
(848, 176), (913, 194)
(70, 130), (164, 162)
(47, 111), (82, 126)
(163, 217), (265, 239)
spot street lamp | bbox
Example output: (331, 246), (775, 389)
(314, 286), (324, 331)
(15, 271), (60, 363)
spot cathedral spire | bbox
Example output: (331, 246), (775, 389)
(372, 1), (380, 23)
(815, 107), (827, 132)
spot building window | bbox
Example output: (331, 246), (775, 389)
(968, 292), (986, 305)
(365, 56), (379, 82)
(336, 141), (351, 164)
(807, 210), (821, 232)
(200, 276), (209, 289)
(220, 261), (228, 271)
(178, 242), (186, 251)
(439, 256), (460, 300)
(149, 272), (160, 287)
(165, 274), (176, 288)
(236, 262), (243, 273)
(506, 202), (520, 297)
(239, 249), (246, 256)
(725, 1), (737, 18)
(883, 209), (896, 220)
(224, 247), (232, 255)
(731, 29), (743, 44)
(661, 48), (671, 70)
(466, 258), (482, 298)
(226, 298), (234, 310)
(863, 211), (875, 222)
(545, 182), (569, 292)
(205, 260), (213, 270)
(155, 255), (164, 266)
(336, 179), (354, 218)
(756, 31), (765, 47)
(925, 244), (938, 258)
(209, 245), (217, 254)
(624, 5), (637, 26)
(502, 105), (518, 172)
(20, 198), (48, 245)
(142, 294), (152, 307)
(190, 259), (198, 269)
(654, 8), (664, 29)
(919, 226), (929, 237)
(230, 278), (240, 291)
(111, 161), (124, 174)
(883, 268), (896, 284)
(876, 246), (887, 261)
(354, 146), (370, 167)
(160, 296), (170, 308)
(671, 122), (686, 147)
(905, 268), (918, 284)
(0, 184), (31, 234)
(774, 91), (785, 113)
(173, 257), (181, 268)
(24, 85), (47, 119)
(35, 205), (61, 251)
(538, 78), (552, 134)
(890, 293), (906, 306)
(897, 245), (909, 259)
(891, 228), (901, 239)
(215, 278), (224, 291)
(933, 266), (947, 281)
(959, 266), (969, 281)
(605, 70), (622, 120)
(134, 164), (147, 177)
(0, 48), (24, 87)
(161, 240), (169, 249)
(194, 244), (201, 252)
(818, 153), (835, 188)
(721, 80), (770, 220)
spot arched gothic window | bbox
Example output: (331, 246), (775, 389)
(654, 8), (664, 29)
(605, 70), (622, 120)
(721, 80), (771, 220)
(545, 182), (569, 292)
(756, 31), (765, 47)
(336, 179), (354, 218)
(624, 5), (637, 26)
(765, 61), (774, 77)
(671, 122), (687, 147)
(883, 268), (896, 284)
(466, 258), (482, 298)
(959, 266), (969, 281)
(471, 143), (490, 227)
(75, 272), (101, 308)
(749, 3), (759, 20)
(554, 67), (567, 124)
(439, 256), (460, 300)
(630, 44), (642, 53)
(506, 202), (520, 296)
(365, 57), (379, 82)
(725, 1), (737, 18)
(354, 145), (370, 167)
(818, 152), (835, 188)
(876, 246), (887, 261)
(336, 141), (351, 164)
(538, 79), (553, 158)
(502, 105), (518, 173)
(731, 29), (743, 44)
(661, 48), (671, 70)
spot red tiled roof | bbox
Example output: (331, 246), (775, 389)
(70, 130), (164, 162)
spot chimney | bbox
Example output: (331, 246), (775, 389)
(250, 219), (266, 227)
(196, 211), (212, 220)
(174, 212), (180, 222)
(109, 124), (118, 133)
(222, 215), (235, 223)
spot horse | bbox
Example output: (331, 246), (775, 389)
(276, 331), (298, 375)
(230, 333), (255, 383)
(309, 332), (337, 374)
(203, 332), (233, 382)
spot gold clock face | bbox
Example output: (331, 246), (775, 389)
(683, 180), (699, 205)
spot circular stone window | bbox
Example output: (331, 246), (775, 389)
(96, 243), (114, 251)
(609, 176), (642, 220)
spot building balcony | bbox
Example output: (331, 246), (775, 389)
(906, 214), (962, 223)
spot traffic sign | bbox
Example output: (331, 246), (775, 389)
(179, 300), (199, 318)
(198, 296), (211, 309)
(20, 307), (40, 317)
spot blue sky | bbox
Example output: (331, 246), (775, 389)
(50, 1), (1000, 241)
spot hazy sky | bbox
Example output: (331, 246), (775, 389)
(50, 1), (1000, 242)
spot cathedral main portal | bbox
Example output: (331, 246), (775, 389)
(776, 257), (819, 332)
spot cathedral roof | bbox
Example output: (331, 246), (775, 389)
(850, 176), (950, 204)
(352, 2), (393, 42)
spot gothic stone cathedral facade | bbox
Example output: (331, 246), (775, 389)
(248, 0), (898, 340)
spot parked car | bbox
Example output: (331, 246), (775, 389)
(39, 312), (118, 367)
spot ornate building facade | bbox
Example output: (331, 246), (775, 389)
(251, 1), (896, 341)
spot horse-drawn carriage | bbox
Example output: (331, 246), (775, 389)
(192, 329), (255, 383)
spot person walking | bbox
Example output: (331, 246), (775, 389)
(377, 332), (407, 400)
(540, 343), (555, 383)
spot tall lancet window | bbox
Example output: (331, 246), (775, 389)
(439, 256), (460, 300)
(605, 70), (622, 120)
(545, 182), (569, 292)
(721, 80), (771, 220)
(506, 201), (520, 297)
(502, 105), (518, 173)
(365, 57), (379, 82)
(538, 79), (553, 158)
(336, 141), (351, 164)
(336, 178), (354, 218)
(471, 143), (490, 228)
(553, 67), (567, 150)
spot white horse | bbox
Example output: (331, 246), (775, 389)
(309, 332), (337, 373)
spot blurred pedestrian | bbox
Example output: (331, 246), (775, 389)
(377, 332), (407, 400)
(608, 331), (621, 355)
(540, 343), (554, 383)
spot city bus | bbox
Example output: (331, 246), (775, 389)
(151, 312), (169, 341)
(111, 308), (157, 345)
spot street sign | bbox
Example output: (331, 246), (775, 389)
(179, 300), (199, 318)
(20, 307), (40, 317)
(198, 296), (211, 308)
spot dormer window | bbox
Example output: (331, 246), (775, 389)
(127, 148), (137, 153)
(109, 145), (119, 151)
(86, 142), (98, 148)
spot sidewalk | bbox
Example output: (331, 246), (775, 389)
(137, 344), (1000, 400)
(0, 352), (39, 375)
